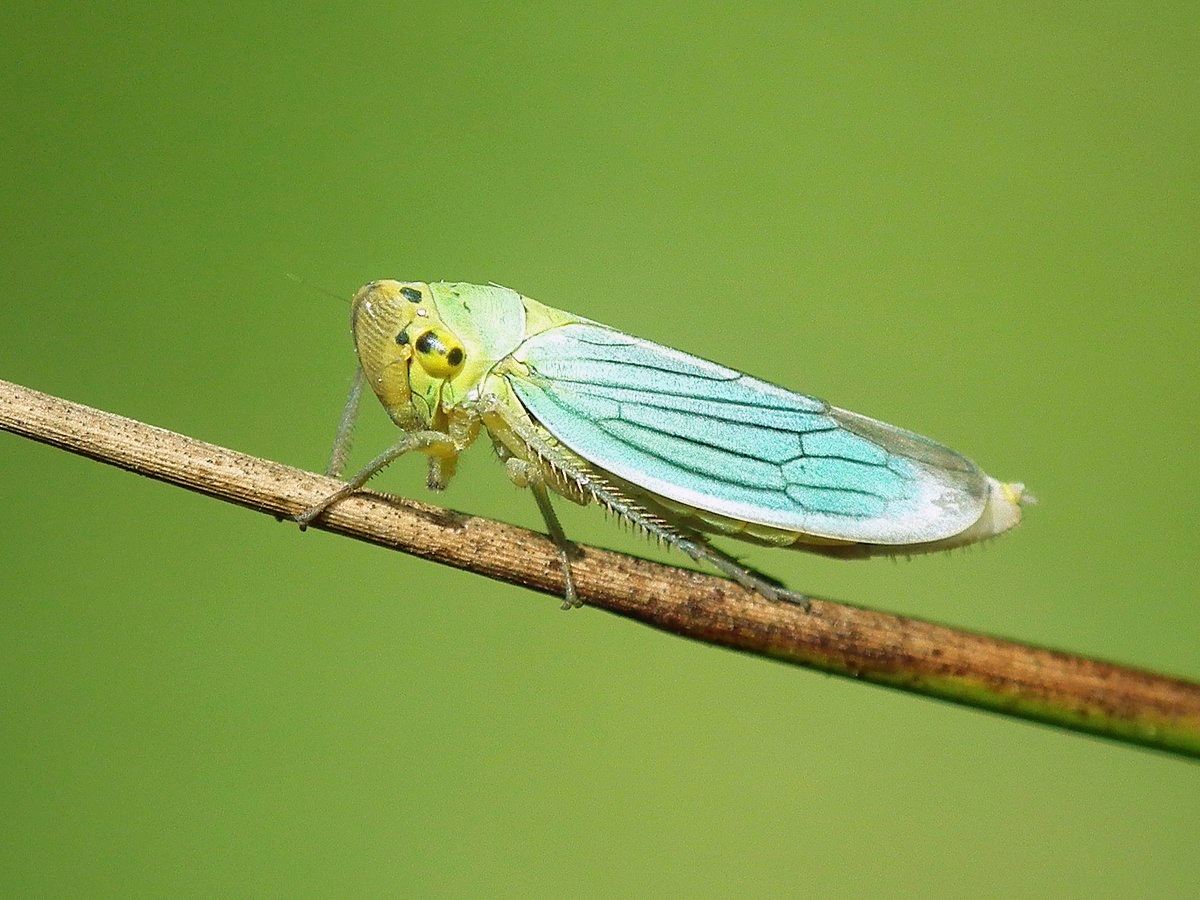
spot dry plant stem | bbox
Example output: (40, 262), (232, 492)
(3, 378), (1199, 761)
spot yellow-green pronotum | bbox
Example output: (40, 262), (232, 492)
(298, 281), (1028, 607)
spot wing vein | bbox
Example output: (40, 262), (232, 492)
(507, 321), (990, 541)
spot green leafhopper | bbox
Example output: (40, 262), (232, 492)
(297, 281), (1028, 608)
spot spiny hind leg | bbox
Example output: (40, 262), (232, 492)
(569, 479), (808, 608)
(668, 533), (810, 609)
(504, 457), (580, 609)
(483, 397), (807, 609)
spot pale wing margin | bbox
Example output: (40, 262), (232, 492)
(508, 323), (988, 544)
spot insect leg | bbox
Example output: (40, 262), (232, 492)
(325, 366), (365, 478)
(482, 397), (806, 608)
(504, 456), (580, 609)
(294, 429), (459, 526)
(575, 476), (799, 606)
(530, 484), (581, 610)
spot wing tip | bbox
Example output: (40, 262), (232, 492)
(942, 477), (1028, 547)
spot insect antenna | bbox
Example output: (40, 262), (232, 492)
(286, 272), (351, 306)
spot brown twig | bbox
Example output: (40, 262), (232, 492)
(2, 377), (1198, 760)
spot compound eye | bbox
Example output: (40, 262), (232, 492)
(412, 327), (465, 379)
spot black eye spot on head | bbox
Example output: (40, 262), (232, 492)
(447, 347), (464, 366)
(400, 287), (422, 303)
(415, 331), (437, 354)
(395, 329), (409, 345)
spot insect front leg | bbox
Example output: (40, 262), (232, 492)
(504, 456), (581, 610)
(325, 366), (365, 478)
(425, 405), (482, 492)
(294, 429), (460, 526)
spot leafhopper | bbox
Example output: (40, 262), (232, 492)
(298, 281), (1027, 607)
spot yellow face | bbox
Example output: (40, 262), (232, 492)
(350, 280), (467, 430)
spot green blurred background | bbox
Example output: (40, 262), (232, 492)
(2, 2), (1197, 896)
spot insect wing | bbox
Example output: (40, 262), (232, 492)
(508, 323), (988, 544)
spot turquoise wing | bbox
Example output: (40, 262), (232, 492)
(507, 323), (988, 544)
